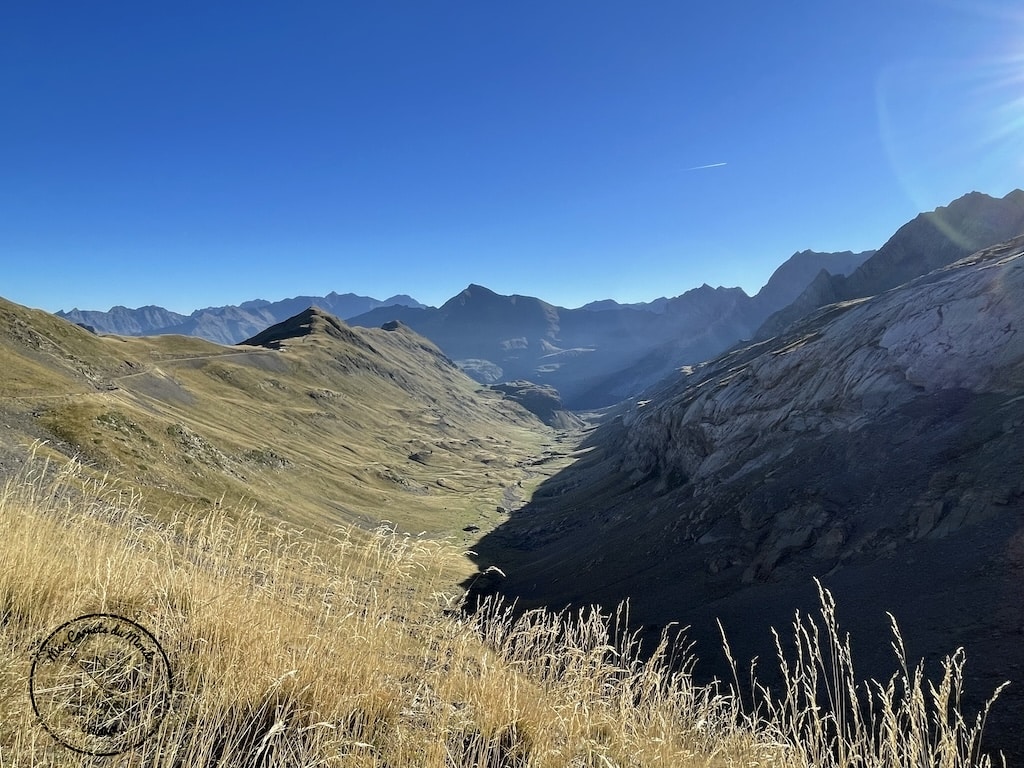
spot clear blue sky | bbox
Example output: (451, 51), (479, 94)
(2, 1), (1022, 313)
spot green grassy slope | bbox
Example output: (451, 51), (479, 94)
(0, 298), (575, 542)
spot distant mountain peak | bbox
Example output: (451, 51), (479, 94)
(239, 306), (366, 350)
(441, 284), (551, 313)
(458, 284), (501, 299)
(578, 297), (670, 313)
(382, 294), (421, 305)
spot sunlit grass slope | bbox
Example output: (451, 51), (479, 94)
(0, 456), (1004, 767)
(0, 298), (571, 537)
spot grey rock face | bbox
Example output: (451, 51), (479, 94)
(751, 249), (872, 311)
(58, 305), (190, 336)
(620, 236), (1024, 491)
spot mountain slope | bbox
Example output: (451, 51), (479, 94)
(0, 299), (562, 536)
(563, 252), (872, 408)
(465, 234), (1024, 758)
(757, 189), (1024, 339)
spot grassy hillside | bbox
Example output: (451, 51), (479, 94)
(0, 299), (576, 540)
(0, 454), (1003, 767)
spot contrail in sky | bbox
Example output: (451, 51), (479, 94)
(687, 162), (728, 171)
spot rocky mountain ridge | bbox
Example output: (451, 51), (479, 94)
(52, 191), (1024, 416)
(757, 189), (1024, 338)
(54, 247), (874, 409)
(620, 235), (1024, 537)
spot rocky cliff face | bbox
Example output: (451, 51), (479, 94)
(622, 236), (1024, 495)
(468, 234), (1024, 759)
(750, 248), (872, 311)
(488, 380), (584, 429)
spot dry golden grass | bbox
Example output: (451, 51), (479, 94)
(0, 454), (1005, 767)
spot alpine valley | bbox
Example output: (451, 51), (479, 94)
(6, 188), (1024, 759)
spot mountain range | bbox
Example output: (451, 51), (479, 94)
(57, 292), (425, 345)
(344, 251), (873, 410)
(757, 189), (1024, 339)
(56, 248), (875, 410)
(51, 192), (1024, 416)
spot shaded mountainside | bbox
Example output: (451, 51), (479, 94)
(568, 253), (873, 406)
(578, 297), (671, 313)
(750, 248), (873, 310)
(57, 291), (425, 345)
(0, 299), (563, 537)
(350, 251), (871, 409)
(465, 234), (1024, 759)
(757, 189), (1024, 339)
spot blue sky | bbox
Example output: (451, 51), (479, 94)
(2, 1), (1023, 313)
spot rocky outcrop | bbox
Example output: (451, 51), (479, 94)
(750, 249), (872, 312)
(489, 381), (584, 429)
(622, 236), (1024, 491)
